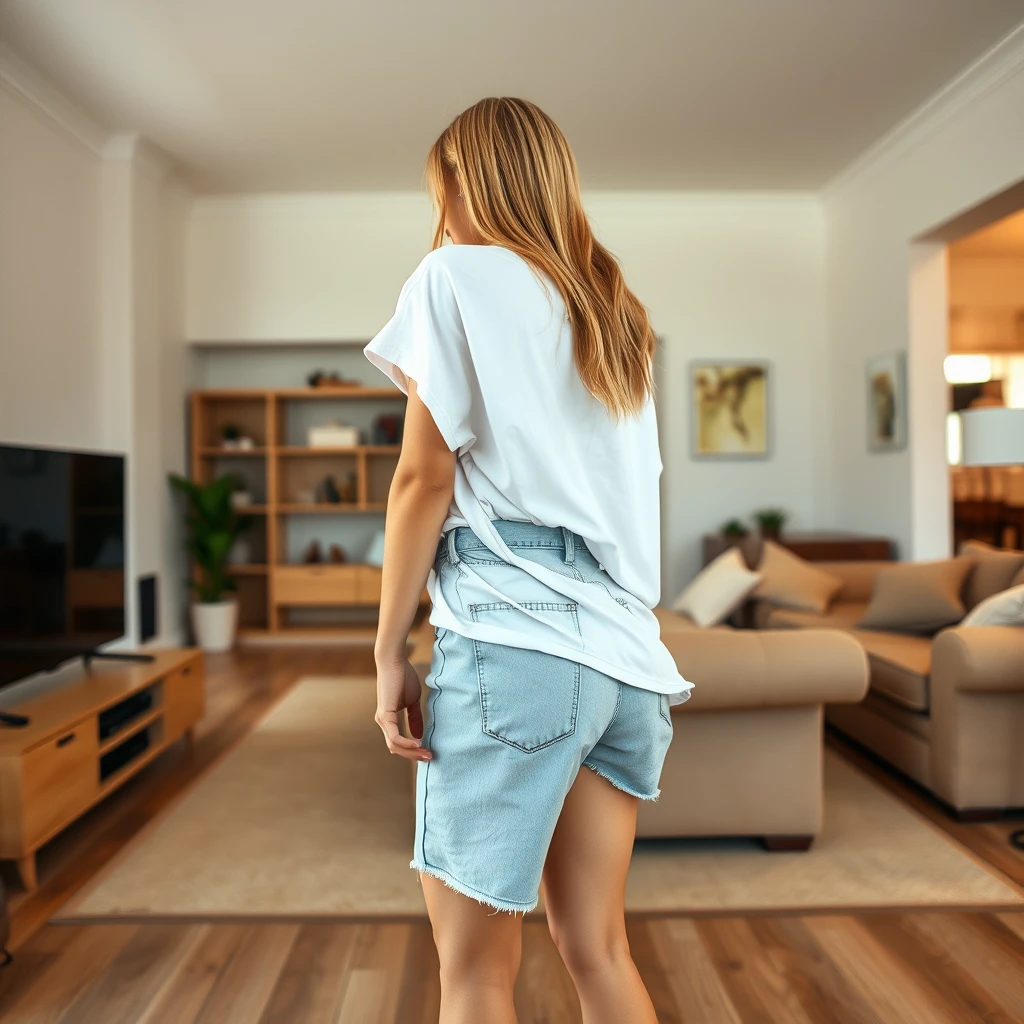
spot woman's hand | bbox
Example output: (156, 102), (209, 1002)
(375, 657), (433, 762)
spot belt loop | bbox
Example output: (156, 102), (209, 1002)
(446, 528), (461, 564)
(561, 526), (575, 565)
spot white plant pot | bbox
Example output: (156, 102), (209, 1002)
(191, 599), (239, 653)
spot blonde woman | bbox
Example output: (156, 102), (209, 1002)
(365, 97), (692, 1024)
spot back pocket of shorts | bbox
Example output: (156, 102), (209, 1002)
(470, 602), (581, 753)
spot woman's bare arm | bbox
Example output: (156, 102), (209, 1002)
(373, 377), (455, 762)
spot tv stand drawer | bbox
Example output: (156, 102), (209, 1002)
(21, 724), (100, 849)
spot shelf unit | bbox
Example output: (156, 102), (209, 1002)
(189, 386), (422, 636)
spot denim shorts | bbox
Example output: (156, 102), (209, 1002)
(410, 521), (675, 915)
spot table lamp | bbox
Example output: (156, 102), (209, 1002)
(960, 407), (1024, 467)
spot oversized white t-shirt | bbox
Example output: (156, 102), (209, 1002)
(364, 244), (693, 706)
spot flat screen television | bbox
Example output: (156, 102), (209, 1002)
(0, 444), (126, 689)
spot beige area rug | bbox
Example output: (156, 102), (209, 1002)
(56, 676), (1024, 921)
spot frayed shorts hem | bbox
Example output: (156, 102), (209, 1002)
(411, 860), (538, 916)
(582, 760), (661, 802)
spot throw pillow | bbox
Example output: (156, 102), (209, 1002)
(960, 584), (1024, 627)
(958, 540), (1024, 609)
(752, 540), (843, 614)
(856, 557), (976, 634)
(671, 547), (762, 628)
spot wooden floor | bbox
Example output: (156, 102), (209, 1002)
(1, 646), (1023, 1023)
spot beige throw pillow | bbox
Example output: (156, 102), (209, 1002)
(960, 584), (1024, 627)
(958, 540), (1024, 609)
(856, 557), (976, 634)
(752, 540), (843, 614)
(671, 547), (762, 628)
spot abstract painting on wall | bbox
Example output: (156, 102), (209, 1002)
(866, 351), (907, 452)
(690, 361), (770, 459)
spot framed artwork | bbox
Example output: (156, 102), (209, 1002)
(866, 352), (907, 452)
(690, 360), (770, 459)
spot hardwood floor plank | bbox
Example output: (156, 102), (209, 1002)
(136, 924), (249, 1024)
(259, 923), (358, 1024)
(390, 922), (442, 1024)
(336, 923), (411, 1024)
(804, 917), (960, 1024)
(900, 913), (1024, 1020)
(514, 921), (580, 1024)
(861, 914), (1016, 1024)
(0, 924), (139, 1024)
(624, 918), (683, 1023)
(55, 924), (201, 1024)
(749, 916), (886, 1024)
(649, 918), (742, 1024)
(193, 924), (300, 1024)
(995, 911), (1024, 942)
(697, 917), (815, 1024)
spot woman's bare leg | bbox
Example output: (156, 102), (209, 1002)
(420, 872), (524, 1024)
(541, 766), (659, 1024)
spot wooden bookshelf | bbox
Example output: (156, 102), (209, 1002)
(189, 386), (423, 637)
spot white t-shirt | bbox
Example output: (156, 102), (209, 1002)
(364, 244), (693, 706)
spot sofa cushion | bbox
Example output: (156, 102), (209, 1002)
(670, 547), (760, 628)
(960, 584), (1024, 627)
(959, 540), (1024, 609)
(853, 630), (932, 711)
(753, 540), (844, 614)
(1014, 563), (1024, 588)
(856, 557), (975, 635)
(654, 605), (731, 634)
(762, 600), (869, 631)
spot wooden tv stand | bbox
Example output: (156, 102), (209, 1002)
(0, 648), (204, 891)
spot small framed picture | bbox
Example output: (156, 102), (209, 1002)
(866, 352), (907, 452)
(690, 360), (770, 459)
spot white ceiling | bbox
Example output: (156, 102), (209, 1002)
(2, 0), (1023, 193)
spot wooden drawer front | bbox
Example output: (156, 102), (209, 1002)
(356, 566), (382, 603)
(22, 722), (99, 850)
(163, 658), (205, 744)
(274, 566), (359, 605)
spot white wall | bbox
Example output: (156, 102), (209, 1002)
(0, 64), (190, 652)
(823, 32), (1024, 560)
(186, 192), (827, 598)
(0, 85), (103, 448)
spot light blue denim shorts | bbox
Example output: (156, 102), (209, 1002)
(410, 520), (675, 915)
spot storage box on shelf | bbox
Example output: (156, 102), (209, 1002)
(0, 649), (204, 890)
(189, 387), (425, 638)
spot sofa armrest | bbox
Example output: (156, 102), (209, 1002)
(932, 626), (1024, 694)
(662, 628), (869, 711)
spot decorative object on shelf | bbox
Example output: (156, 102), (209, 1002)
(690, 360), (770, 459)
(230, 488), (253, 509)
(867, 351), (907, 452)
(296, 487), (316, 505)
(364, 529), (386, 567)
(303, 540), (324, 564)
(329, 544), (347, 564)
(338, 471), (356, 504)
(307, 370), (361, 388)
(753, 507), (788, 541)
(721, 519), (750, 546)
(373, 413), (404, 444)
(227, 536), (252, 566)
(318, 474), (342, 504)
(308, 421), (360, 447)
(220, 424), (255, 451)
(168, 472), (254, 653)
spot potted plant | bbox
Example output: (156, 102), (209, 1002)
(753, 507), (788, 541)
(168, 472), (254, 652)
(721, 518), (749, 548)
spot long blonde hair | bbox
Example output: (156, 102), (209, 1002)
(425, 97), (655, 419)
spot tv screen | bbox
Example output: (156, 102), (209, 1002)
(0, 444), (126, 688)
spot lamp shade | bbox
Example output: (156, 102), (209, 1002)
(960, 407), (1024, 466)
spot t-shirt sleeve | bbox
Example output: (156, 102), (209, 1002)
(363, 254), (477, 455)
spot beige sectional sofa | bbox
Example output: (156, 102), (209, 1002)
(408, 612), (869, 849)
(753, 549), (1024, 818)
